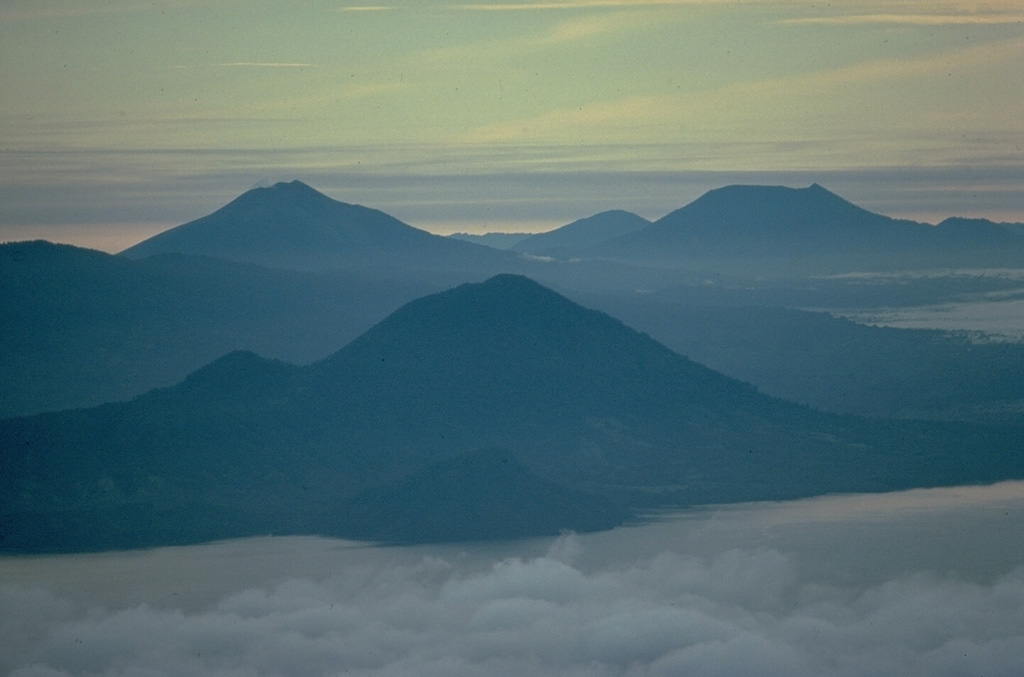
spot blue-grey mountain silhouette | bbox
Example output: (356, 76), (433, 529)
(120, 180), (511, 271)
(599, 184), (1024, 272)
(511, 210), (651, 258)
(0, 240), (433, 417)
(8, 238), (1023, 423)
(2, 275), (1021, 552)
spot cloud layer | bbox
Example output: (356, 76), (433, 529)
(3, 483), (1024, 676)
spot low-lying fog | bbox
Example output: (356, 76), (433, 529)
(831, 269), (1024, 341)
(843, 297), (1024, 342)
(4, 482), (1023, 676)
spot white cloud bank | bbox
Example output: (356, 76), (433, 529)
(3, 483), (1024, 676)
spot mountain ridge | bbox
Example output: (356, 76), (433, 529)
(3, 274), (1022, 551)
(0, 239), (436, 418)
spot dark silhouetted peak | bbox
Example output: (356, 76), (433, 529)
(932, 216), (1024, 246)
(119, 181), (506, 270)
(327, 274), (608, 364)
(677, 183), (870, 224)
(318, 274), (704, 373)
(512, 210), (651, 257)
(346, 273), (574, 337)
(313, 274), (754, 445)
(469, 272), (549, 295)
(642, 183), (897, 245)
(593, 183), (1024, 272)
(269, 179), (319, 194)
(177, 350), (299, 395)
(937, 216), (1024, 232)
(120, 179), (427, 262)
(597, 183), (933, 271)
(230, 180), (330, 207)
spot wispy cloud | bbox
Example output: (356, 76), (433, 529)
(415, 8), (659, 71)
(0, 0), (210, 23)
(450, 0), (1024, 25)
(454, 0), (1024, 9)
(457, 33), (1024, 152)
(457, 94), (664, 144)
(780, 13), (1024, 26)
(343, 81), (408, 97)
(454, 0), (707, 8)
(218, 62), (319, 68)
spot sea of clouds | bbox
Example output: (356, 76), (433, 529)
(3, 482), (1024, 676)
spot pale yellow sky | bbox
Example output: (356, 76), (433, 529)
(1, 0), (1022, 246)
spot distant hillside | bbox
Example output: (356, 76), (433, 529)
(3, 275), (1021, 552)
(591, 297), (1024, 422)
(512, 210), (650, 259)
(0, 240), (433, 418)
(599, 184), (1024, 273)
(7, 238), (1024, 421)
(120, 180), (512, 271)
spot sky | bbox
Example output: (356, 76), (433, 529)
(1, 0), (1023, 251)
(4, 481), (1024, 676)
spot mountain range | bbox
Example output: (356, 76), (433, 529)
(5, 245), (1024, 422)
(2, 275), (1021, 552)
(6, 179), (1024, 420)
(116, 180), (1024, 274)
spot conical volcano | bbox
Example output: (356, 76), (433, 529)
(120, 180), (507, 270)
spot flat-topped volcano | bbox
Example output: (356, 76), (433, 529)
(599, 184), (1024, 272)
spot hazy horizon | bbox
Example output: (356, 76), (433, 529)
(5, 175), (1024, 255)
(2, 1), (1023, 248)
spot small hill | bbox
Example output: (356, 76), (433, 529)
(120, 180), (509, 271)
(935, 216), (1024, 246)
(512, 210), (650, 259)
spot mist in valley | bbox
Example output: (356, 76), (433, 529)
(4, 482), (1024, 676)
